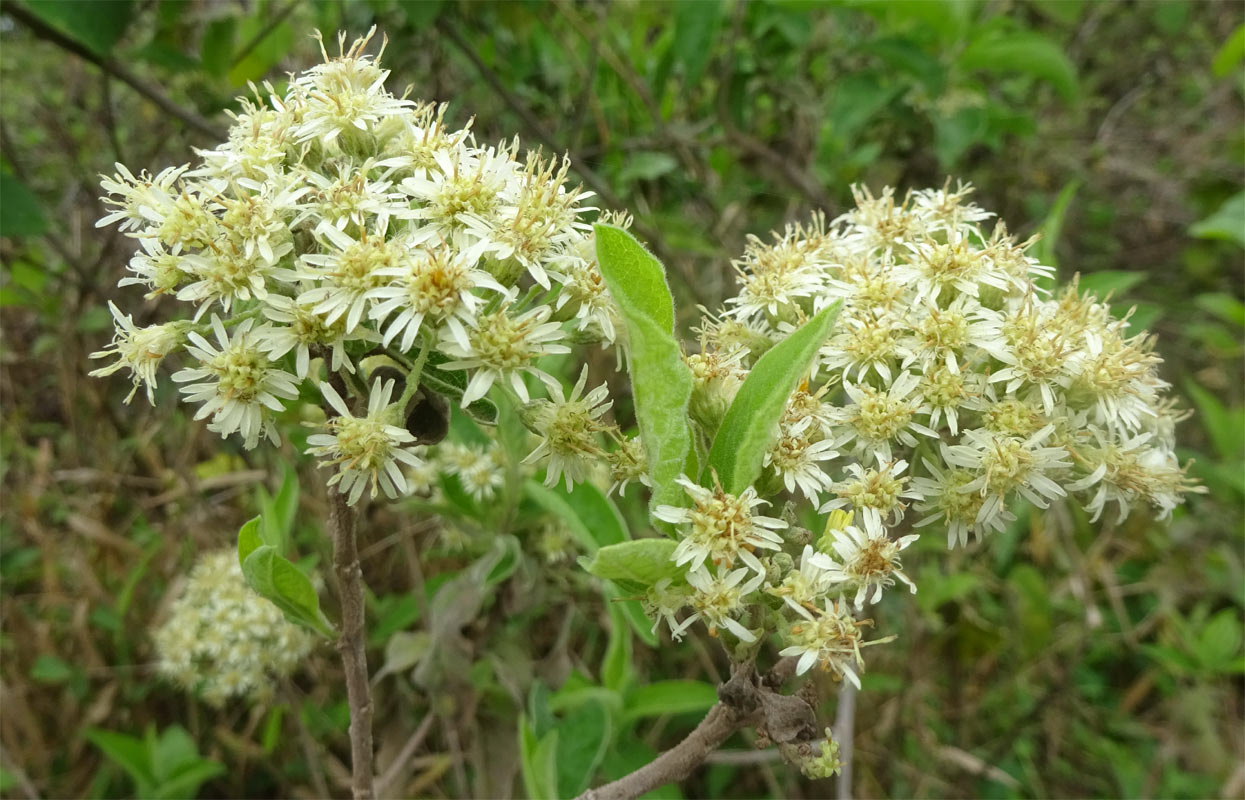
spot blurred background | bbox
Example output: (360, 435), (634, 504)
(1, 1), (1242, 798)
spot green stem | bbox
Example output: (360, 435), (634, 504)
(396, 340), (432, 411)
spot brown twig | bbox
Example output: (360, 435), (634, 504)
(328, 486), (376, 800)
(577, 660), (822, 800)
(577, 702), (754, 800)
(5, 2), (223, 140)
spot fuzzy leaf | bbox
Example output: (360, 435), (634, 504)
(706, 301), (841, 494)
(581, 539), (683, 595)
(593, 224), (696, 530)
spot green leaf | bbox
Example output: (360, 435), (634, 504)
(617, 152), (679, 186)
(398, 0), (445, 29)
(519, 717), (560, 800)
(1212, 23), (1245, 78)
(25, 0), (133, 56)
(593, 224), (695, 530)
(1195, 293), (1245, 328)
(934, 105), (986, 168)
(236, 516), (263, 568)
(374, 631), (432, 682)
(1183, 379), (1244, 464)
(227, 18), (295, 86)
(148, 726), (224, 800)
(1190, 191), (1245, 248)
(200, 18), (236, 77)
(556, 699), (614, 797)
(1195, 609), (1243, 670)
(524, 480), (628, 554)
(1031, 179), (1082, 279)
(603, 602), (634, 692)
(85, 729), (155, 795)
(672, 0), (724, 86)
(154, 760), (225, 800)
(624, 680), (719, 721)
(1076, 271), (1146, 299)
(241, 546), (334, 637)
(959, 31), (1080, 102)
(706, 301), (841, 494)
(30, 655), (74, 684)
(0, 173), (48, 237)
(581, 539), (684, 595)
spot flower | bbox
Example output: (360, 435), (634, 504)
(307, 378), (425, 505)
(778, 596), (875, 684)
(679, 566), (765, 642)
(943, 424), (1073, 518)
(171, 317), (299, 449)
(812, 515), (919, 609)
(655, 476), (787, 574)
(296, 222), (410, 333)
(89, 302), (185, 404)
(521, 366), (613, 491)
(367, 239), (504, 352)
(152, 550), (315, 706)
(438, 293), (570, 404)
(822, 457), (923, 529)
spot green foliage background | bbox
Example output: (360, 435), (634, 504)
(1, 1), (1241, 798)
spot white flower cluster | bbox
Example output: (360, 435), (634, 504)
(90, 30), (623, 504)
(152, 550), (315, 706)
(650, 183), (1198, 686)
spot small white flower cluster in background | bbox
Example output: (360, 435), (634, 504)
(91, 29), (626, 504)
(152, 550), (315, 706)
(649, 183), (1200, 688)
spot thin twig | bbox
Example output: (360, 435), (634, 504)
(230, 0), (299, 68)
(329, 486), (376, 800)
(6, 2), (223, 140)
(374, 713), (436, 798)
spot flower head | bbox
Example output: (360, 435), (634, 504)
(307, 378), (425, 505)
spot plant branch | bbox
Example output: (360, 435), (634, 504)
(328, 483), (375, 800)
(577, 701), (753, 800)
(6, 2), (223, 140)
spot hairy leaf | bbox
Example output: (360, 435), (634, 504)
(581, 539), (683, 595)
(593, 224), (695, 530)
(706, 301), (841, 494)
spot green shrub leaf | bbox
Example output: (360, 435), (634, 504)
(236, 516), (263, 567)
(593, 224), (696, 530)
(240, 545), (333, 637)
(706, 301), (841, 494)
(959, 31), (1080, 102)
(581, 539), (683, 595)
(525, 480), (628, 554)
(0, 173), (48, 237)
(624, 679), (719, 721)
